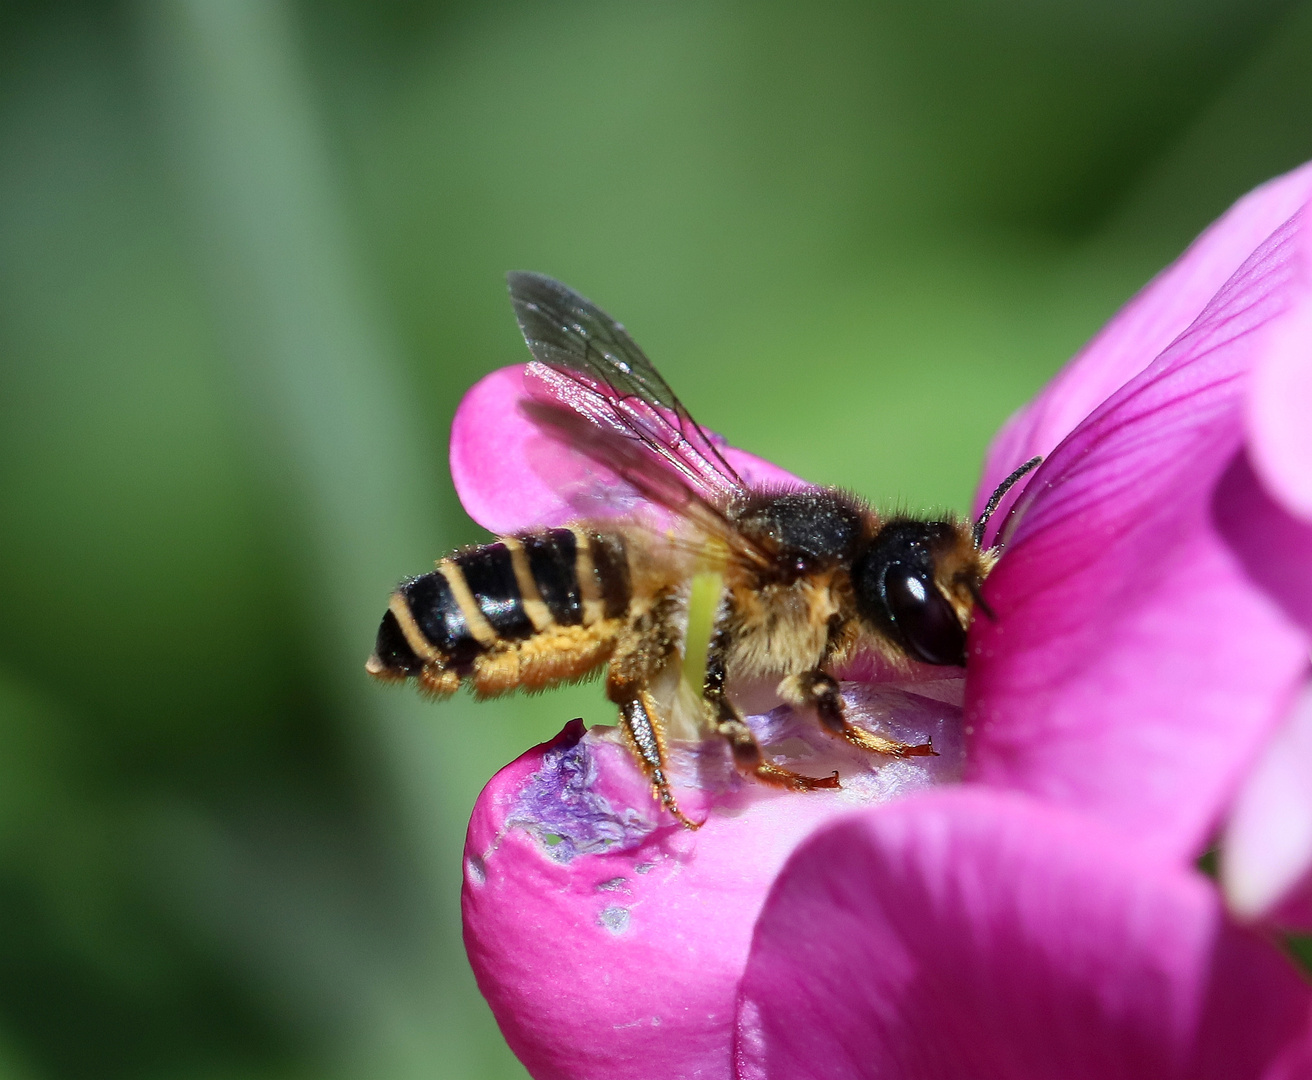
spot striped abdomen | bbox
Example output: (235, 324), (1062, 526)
(367, 527), (632, 697)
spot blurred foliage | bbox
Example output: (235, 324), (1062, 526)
(0, 0), (1310, 1077)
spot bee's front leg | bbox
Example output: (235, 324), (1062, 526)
(778, 670), (935, 758)
(703, 627), (840, 792)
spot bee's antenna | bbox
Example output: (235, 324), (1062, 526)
(972, 456), (1042, 549)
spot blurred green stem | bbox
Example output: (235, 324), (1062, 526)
(135, 1), (491, 1076)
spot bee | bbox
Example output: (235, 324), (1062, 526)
(367, 273), (1039, 828)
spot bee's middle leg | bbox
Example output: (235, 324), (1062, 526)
(778, 669), (935, 757)
(703, 629), (840, 792)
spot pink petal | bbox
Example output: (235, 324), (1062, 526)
(1250, 206), (1312, 522)
(450, 365), (803, 534)
(1223, 683), (1312, 924)
(976, 160), (1312, 542)
(736, 788), (1312, 1080)
(462, 685), (964, 1080)
(967, 212), (1312, 864)
(1204, 450), (1312, 925)
(1212, 451), (1312, 641)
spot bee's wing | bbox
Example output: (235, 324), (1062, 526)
(508, 271), (749, 503)
(449, 365), (801, 536)
(449, 278), (804, 554)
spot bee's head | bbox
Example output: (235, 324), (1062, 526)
(851, 519), (986, 667)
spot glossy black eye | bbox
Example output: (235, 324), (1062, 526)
(851, 519), (972, 668)
(882, 565), (966, 666)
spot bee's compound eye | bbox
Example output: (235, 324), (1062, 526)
(883, 566), (967, 667)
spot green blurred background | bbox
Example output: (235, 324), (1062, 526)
(0, 0), (1309, 1076)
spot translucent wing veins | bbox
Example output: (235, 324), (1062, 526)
(507, 271), (747, 497)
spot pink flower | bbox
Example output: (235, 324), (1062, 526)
(456, 160), (1312, 1077)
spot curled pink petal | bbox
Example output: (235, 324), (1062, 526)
(450, 365), (804, 534)
(976, 160), (1312, 540)
(1212, 450), (1312, 640)
(462, 684), (963, 1080)
(968, 211), (1312, 864)
(736, 788), (1312, 1080)
(1249, 212), (1312, 522)
(450, 366), (579, 533)
(1223, 683), (1312, 925)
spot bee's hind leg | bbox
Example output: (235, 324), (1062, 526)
(607, 595), (701, 829)
(704, 630), (840, 792)
(616, 693), (702, 830)
(779, 670), (935, 757)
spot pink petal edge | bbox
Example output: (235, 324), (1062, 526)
(1249, 196), (1312, 522)
(1223, 682), (1312, 924)
(736, 787), (1312, 1080)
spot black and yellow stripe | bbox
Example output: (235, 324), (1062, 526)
(367, 527), (631, 684)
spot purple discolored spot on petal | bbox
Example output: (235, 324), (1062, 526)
(505, 728), (654, 862)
